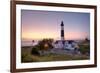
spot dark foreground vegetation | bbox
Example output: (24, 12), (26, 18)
(21, 38), (90, 63)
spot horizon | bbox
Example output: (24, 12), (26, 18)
(22, 37), (90, 41)
(21, 10), (90, 41)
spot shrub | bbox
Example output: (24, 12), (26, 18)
(31, 47), (40, 56)
(79, 44), (90, 54)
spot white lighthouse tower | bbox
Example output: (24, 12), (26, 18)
(61, 21), (65, 49)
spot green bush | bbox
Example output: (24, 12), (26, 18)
(79, 45), (90, 54)
(31, 47), (40, 56)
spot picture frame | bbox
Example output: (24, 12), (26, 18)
(10, 0), (97, 73)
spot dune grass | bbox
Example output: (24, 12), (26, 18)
(21, 47), (89, 63)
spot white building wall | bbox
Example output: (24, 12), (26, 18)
(53, 41), (77, 50)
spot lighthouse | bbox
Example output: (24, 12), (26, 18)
(61, 21), (65, 48)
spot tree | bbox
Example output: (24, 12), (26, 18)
(38, 38), (54, 51)
(85, 37), (90, 42)
(32, 40), (35, 46)
(31, 39), (54, 56)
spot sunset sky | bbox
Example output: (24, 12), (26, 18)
(21, 10), (90, 40)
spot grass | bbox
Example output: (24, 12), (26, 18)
(34, 54), (89, 62)
(21, 47), (89, 63)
